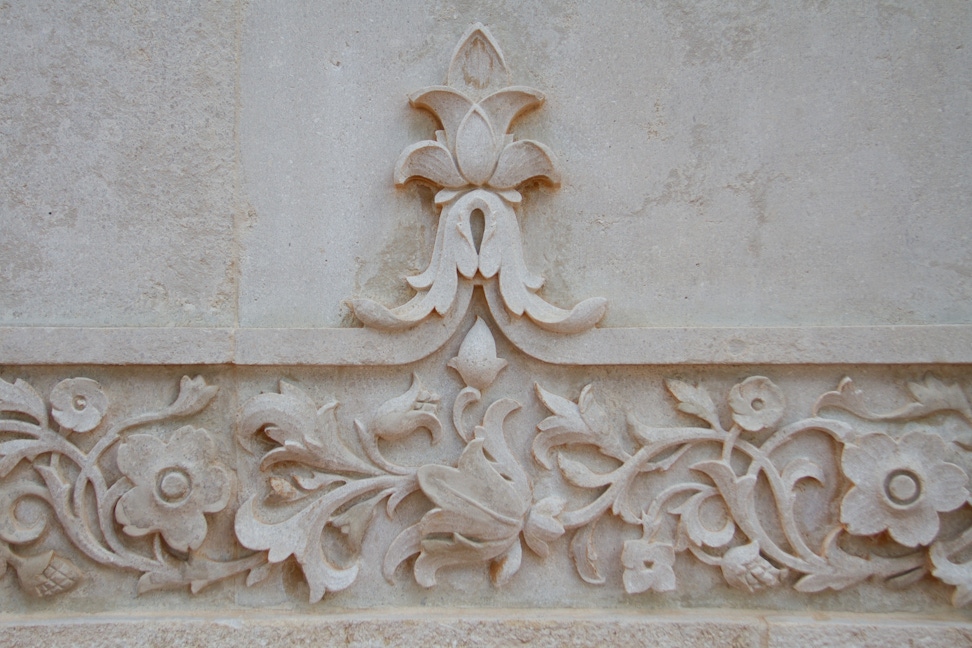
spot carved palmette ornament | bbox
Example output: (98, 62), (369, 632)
(350, 23), (607, 333)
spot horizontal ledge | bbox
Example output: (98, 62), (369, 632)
(0, 609), (970, 647)
(2, 324), (972, 365)
(0, 327), (237, 365)
(494, 322), (972, 365)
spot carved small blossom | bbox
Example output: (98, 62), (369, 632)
(115, 426), (232, 553)
(50, 378), (107, 433)
(721, 542), (788, 593)
(728, 376), (784, 432)
(840, 431), (969, 547)
(621, 540), (676, 594)
(522, 497), (565, 558)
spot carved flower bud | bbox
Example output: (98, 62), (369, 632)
(448, 317), (507, 391)
(721, 542), (787, 593)
(522, 497), (565, 558)
(50, 377), (108, 433)
(371, 374), (442, 442)
(14, 550), (81, 597)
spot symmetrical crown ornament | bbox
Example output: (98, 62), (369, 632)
(350, 24), (607, 333)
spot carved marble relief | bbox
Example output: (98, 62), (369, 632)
(3, 24), (972, 613)
(0, 375), (265, 596)
(4, 335), (972, 605)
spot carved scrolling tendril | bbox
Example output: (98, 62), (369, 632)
(3, 325), (972, 606)
(535, 373), (972, 603)
(233, 318), (563, 602)
(0, 375), (265, 597)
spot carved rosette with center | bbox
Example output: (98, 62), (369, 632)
(350, 24), (607, 334)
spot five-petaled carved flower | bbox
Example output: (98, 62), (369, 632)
(50, 377), (108, 433)
(728, 376), (785, 432)
(621, 540), (677, 594)
(840, 431), (969, 547)
(115, 426), (232, 552)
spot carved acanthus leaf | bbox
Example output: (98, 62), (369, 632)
(534, 383), (627, 469)
(238, 381), (379, 476)
(814, 375), (972, 423)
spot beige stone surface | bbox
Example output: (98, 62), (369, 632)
(0, 1), (241, 327)
(3, 361), (972, 615)
(1, 611), (971, 648)
(239, 1), (972, 329)
(2, 0), (972, 643)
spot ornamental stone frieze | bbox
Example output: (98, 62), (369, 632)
(2, 8), (972, 643)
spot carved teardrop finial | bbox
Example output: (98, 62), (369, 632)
(447, 23), (510, 96)
(448, 317), (508, 391)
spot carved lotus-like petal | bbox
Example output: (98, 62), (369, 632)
(115, 426), (232, 552)
(447, 23), (510, 97)
(413, 534), (516, 588)
(621, 540), (677, 594)
(418, 439), (528, 542)
(840, 431), (969, 547)
(479, 87), (545, 138)
(394, 139), (466, 188)
(409, 87), (474, 148)
(50, 378), (107, 433)
(490, 140), (561, 190)
(728, 376), (785, 432)
(406, 438), (529, 586)
(447, 316), (507, 391)
(454, 105), (498, 186)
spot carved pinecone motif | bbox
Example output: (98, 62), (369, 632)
(16, 551), (81, 597)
